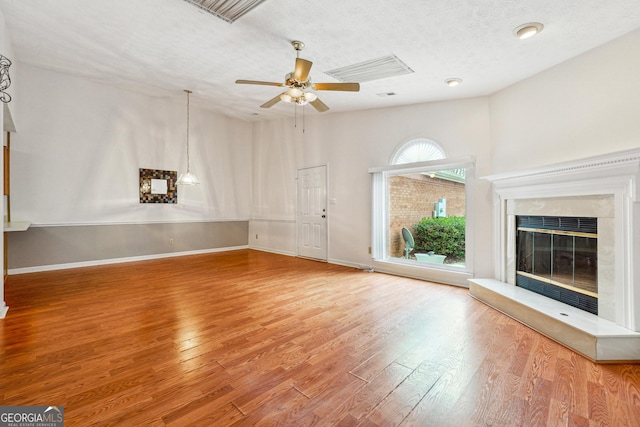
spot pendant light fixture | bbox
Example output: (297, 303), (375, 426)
(176, 89), (200, 186)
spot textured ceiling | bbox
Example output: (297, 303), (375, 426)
(1, 0), (640, 120)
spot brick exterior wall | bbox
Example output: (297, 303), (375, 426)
(389, 174), (465, 258)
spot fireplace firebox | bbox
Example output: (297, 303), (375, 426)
(516, 216), (597, 314)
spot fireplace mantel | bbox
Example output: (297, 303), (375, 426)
(471, 148), (640, 362)
(481, 148), (640, 201)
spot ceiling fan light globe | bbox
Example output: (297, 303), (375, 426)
(280, 93), (292, 102)
(303, 92), (317, 102)
(288, 87), (302, 98)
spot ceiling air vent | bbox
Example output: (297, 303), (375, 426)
(183, 0), (268, 23)
(325, 55), (414, 83)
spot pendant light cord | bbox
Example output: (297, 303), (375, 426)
(185, 89), (191, 172)
(177, 89), (199, 186)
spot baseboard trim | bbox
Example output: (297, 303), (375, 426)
(328, 258), (374, 271)
(248, 245), (296, 257)
(8, 246), (249, 275)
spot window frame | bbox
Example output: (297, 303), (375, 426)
(369, 155), (476, 284)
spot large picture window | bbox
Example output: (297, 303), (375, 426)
(370, 139), (474, 275)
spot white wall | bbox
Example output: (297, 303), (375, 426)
(250, 27), (640, 282)
(9, 25), (639, 286)
(1, 6), (18, 127)
(490, 28), (640, 174)
(250, 97), (494, 278)
(0, 7), (20, 315)
(0, 8), (6, 316)
(11, 64), (252, 225)
(249, 118), (299, 255)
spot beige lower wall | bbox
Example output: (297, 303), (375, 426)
(7, 221), (248, 270)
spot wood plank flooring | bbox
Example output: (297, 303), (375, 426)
(1, 249), (639, 426)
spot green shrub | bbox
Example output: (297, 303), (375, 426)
(413, 216), (465, 260)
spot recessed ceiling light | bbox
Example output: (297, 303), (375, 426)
(513, 22), (544, 40)
(445, 78), (462, 87)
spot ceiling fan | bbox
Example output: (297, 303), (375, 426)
(235, 41), (360, 112)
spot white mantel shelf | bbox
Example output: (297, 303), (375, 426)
(481, 147), (640, 188)
(469, 279), (640, 363)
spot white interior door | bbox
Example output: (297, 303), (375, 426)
(297, 165), (327, 260)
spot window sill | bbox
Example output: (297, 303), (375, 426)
(372, 258), (473, 287)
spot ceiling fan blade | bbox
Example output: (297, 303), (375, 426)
(260, 94), (282, 108)
(310, 98), (329, 112)
(236, 79), (285, 87)
(294, 58), (312, 82)
(313, 82), (360, 92)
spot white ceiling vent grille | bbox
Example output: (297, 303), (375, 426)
(324, 55), (414, 83)
(183, 0), (267, 23)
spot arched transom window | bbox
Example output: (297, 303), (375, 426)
(390, 138), (446, 165)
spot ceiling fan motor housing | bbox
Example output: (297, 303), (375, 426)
(285, 72), (311, 88)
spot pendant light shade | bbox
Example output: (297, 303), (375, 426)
(176, 170), (200, 185)
(177, 89), (200, 186)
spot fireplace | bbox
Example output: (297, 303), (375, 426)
(515, 215), (598, 315)
(469, 148), (640, 362)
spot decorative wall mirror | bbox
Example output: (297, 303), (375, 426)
(139, 168), (177, 203)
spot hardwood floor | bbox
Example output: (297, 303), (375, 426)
(1, 249), (639, 426)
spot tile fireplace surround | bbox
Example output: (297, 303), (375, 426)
(470, 148), (640, 362)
